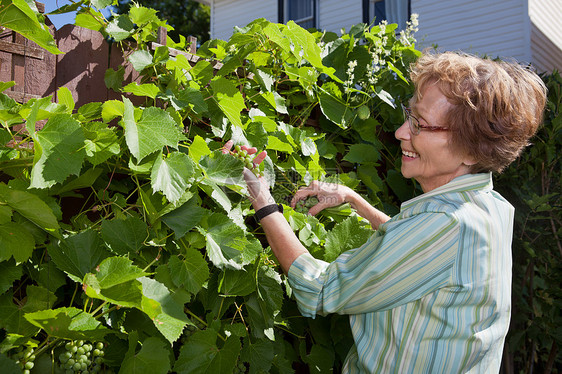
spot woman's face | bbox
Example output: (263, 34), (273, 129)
(395, 82), (475, 193)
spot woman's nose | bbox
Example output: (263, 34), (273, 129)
(395, 120), (410, 141)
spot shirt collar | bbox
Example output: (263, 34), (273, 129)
(401, 173), (493, 210)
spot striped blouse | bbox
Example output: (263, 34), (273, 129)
(287, 173), (513, 373)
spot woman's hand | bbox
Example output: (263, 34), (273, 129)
(222, 141), (272, 210)
(292, 181), (391, 229)
(291, 181), (354, 216)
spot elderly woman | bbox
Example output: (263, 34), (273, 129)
(238, 52), (547, 373)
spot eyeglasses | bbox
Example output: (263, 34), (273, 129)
(401, 104), (450, 135)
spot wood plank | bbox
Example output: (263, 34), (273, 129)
(24, 23), (57, 99)
(5, 91), (41, 102)
(0, 40), (45, 59)
(55, 24), (110, 106)
(149, 42), (200, 63)
(157, 27), (167, 45)
(0, 49), (13, 83)
(188, 36), (197, 54)
(11, 34), (26, 95)
(107, 42), (143, 105)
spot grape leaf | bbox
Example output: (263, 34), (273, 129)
(0, 222), (35, 263)
(168, 250), (209, 294)
(106, 14), (134, 42)
(203, 214), (261, 270)
(138, 277), (189, 343)
(0, 205), (11, 224)
(120, 337), (171, 374)
(221, 269), (256, 297)
(162, 197), (206, 238)
(151, 152), (195, 204)
(171, 84), (208, 115)
(24, 307), (110, 341)
(188, 135), (211, 162)
(84, 126), (121, 165)
(123, 82), (160, 99)
(88, 257), (149, 290)
(129, 6), (159, 25)
(47, 229), (111, 283)
(102, 99), (125, 122)
(210, 77), (246, 128)
(0, 184), (60, 236)
(318, 91), (353, 129)
(0, 260), (22, 295)
(101, 215), (148, 255)
(122, 98), (183, 161)
(324, 216), (372, 262)
(128, 50), (154, 71)
(245, 267), (284, 340)
(0, 352), (20, 373)
(241, 338), (274, 373)
(0, 286), (56, 336)
(199, 178), (232, 212)
(343, 143), (380, 164)
(199, 153), (244, 186)
(29, 113), (86, 188)
(0, 0), (62, 54)
(174, 330), (240, 374)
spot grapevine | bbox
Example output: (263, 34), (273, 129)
(0, 2), (423, 372)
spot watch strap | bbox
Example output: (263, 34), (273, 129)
(255, 203), (283, 222)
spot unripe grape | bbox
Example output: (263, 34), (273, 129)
(24, 361), (34, 369)
(95, 342), (104, 350)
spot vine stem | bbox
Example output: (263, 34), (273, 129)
(31, 337), (62, 363)
(184, 308), (227, 342)
(142, 248), (162, 272)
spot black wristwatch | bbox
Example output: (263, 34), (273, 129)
(255, 203), (283, 222)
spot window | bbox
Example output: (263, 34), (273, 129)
(363, 0), (410, 30)
(278, 0), (316, 29)
(370, 0), (386, 24)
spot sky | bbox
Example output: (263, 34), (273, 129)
(44, 0), (112, 29)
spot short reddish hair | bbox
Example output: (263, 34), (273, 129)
(409, 52), (547, 173)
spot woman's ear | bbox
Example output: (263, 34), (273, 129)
(462, 156), (478, 167)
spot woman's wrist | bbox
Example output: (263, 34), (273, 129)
(251, 192), (276, 211)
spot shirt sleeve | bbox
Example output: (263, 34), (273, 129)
(287, 211), (459, 318)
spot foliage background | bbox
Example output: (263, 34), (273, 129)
(0, 0), (560, 373)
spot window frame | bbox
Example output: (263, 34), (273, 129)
(278, 0), (318, 29)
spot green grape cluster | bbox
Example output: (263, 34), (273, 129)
(294, 196), (319, 214)
(180, 319), (206, 343)
(231, 145), (263, 177)
(12, 345), (36, 374)
(58, 340), (104, 374)
(233, 360), (247, 374)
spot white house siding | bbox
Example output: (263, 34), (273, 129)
(318, 0), (363, 35)
(529, 0), (562, 73)
(210, 0), (278, 40)
(411, 0), (531, 63)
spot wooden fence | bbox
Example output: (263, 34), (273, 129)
(0, 3), (198, 108)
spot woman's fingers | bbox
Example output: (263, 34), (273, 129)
(222, 140), (234, 154)
(252, 150), (267, 166)
(290, 185), (316, 208)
